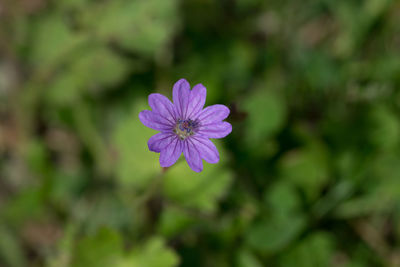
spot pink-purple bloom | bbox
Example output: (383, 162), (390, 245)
(139, 79), (232, 172)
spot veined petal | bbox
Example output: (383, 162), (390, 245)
(198, 121), (232, 139)
(191, 136), (219, 163)
(173, 79), (191, 119)
(148, 93), (177, 124)
(159, 137), (183, 167)
(186, 83), (206, 119)
(196, 104), (230, 125)
(139, 110), (174, 131)
(148, 132), (176, 153)
(183, 140), (203, 172)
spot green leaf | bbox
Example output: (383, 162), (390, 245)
(74, 194), (131, 233)
(55, 0), (90, 10)
(247, 181), (306, 253)
(163, 142), (233, 213)
(236, 249), (263, 267)
(236, 0), (265, 10)
(332, 0), (392, 58)
(175, 56), (225, 103)
(84, 0), (178, 55)
(0, 224), (26, 267)
(118, 237), (179, 267)
(335, 153), (400, 218)
(246, 214), (306, 253)
(302, 52), (340, 90)
(72, 228), (123, 267)
(47, 46), (129, 106)
(46, 73), (82, 106)
(364, 0), (393, 23)
(264, 181), (302, 216)
(29, 14), (85, 68)
(72, 47), (130, 91)
(49, 170), (86, 208)
(157, 206), (195, 238)
(112, 99), (160, 189)
(25, 139), (50, 175)
(279, 232), (335, 267)
(226, 42), (256, 92)
(279, 144), (329, 201)
(2, 189), (44, 227)
(368, 105), (400, 151)
(334, 194), (390, 218)
(243, 89), (286, 146)
(47, 224), (77, 267)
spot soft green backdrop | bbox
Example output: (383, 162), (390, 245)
(1, 0), (400, 266)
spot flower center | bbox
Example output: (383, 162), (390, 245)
(174, 119), (198, 140)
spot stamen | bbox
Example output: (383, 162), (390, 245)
(174, 119), (198, 140)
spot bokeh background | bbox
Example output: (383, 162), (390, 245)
(1, 0), (400, 266)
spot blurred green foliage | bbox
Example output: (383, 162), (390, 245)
(1, 0), (400, 266)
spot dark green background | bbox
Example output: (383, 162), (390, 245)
(1, 0), (400, 266)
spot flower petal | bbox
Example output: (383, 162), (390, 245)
(139, 110), (174, 131)
(148, 132), (176, 153)
(196, 104), (230, 125)
(148, 93), (177, 124)
(159, 137), (183, 167)
(198, 121), (232, 139)
(183, 140), (203, 172)
(186, 83), (206, 119)
(191, 136), (219, 163)
(173, 78), (191, 119)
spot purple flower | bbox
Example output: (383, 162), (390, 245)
(139, 79), (232, 172)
